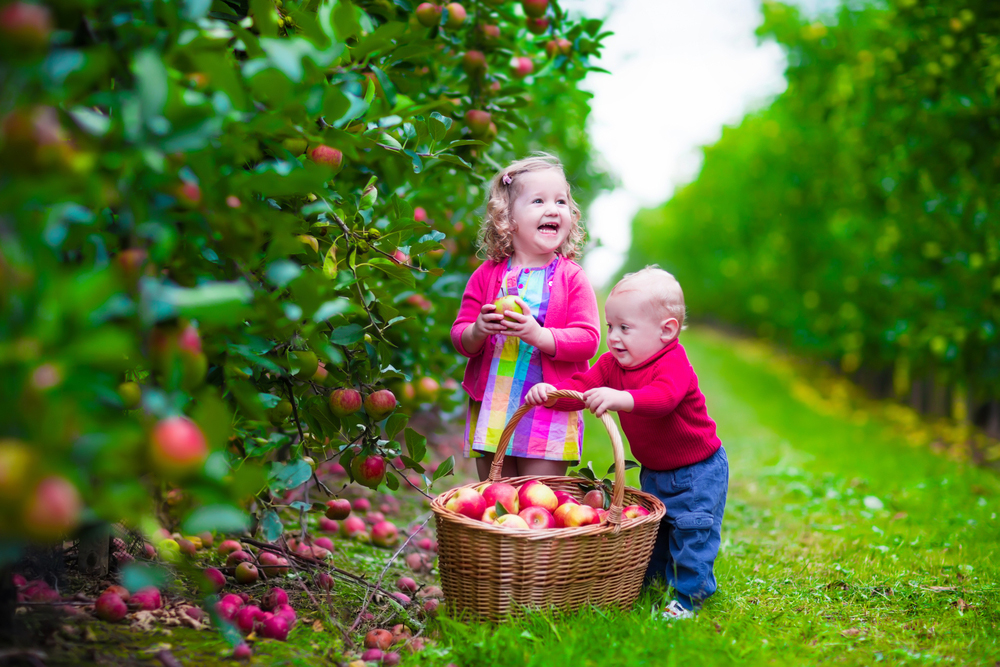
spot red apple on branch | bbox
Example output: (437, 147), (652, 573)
(465, 109), (492, 137)
(462, 50), (487, 77)
(308, 145), (343, 171)
(22, 475), (82, 542)
(150, 417), (208, 476)
(526, 17), (549, 35)
(512, 57), (534, 79)
(0, 2), (53, 53)
(329, 388), (362, 418)
(522, 0), (548, 18)
(351, 454), (386, 489)
(364, 389), (397, 420)
(414, 3), (442, 27)
(443, 2), (466, 29)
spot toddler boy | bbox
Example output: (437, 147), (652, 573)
(525, 266), (728, 619)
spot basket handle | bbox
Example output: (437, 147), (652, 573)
(488, 389), (628, 529)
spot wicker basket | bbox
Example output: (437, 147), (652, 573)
(431, 390), (666, 620)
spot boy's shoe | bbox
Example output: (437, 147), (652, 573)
(659, 599), (696, 620)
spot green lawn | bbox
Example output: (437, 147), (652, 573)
(424, 327), (1000, 666)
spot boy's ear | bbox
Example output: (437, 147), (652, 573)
(660, 318), (680, 343)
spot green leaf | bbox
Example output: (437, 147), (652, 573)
(606, 459), (640, 475)
(330, 323), (365, 345)
(183, 505), (251, 534)
(258, 393), (282, 409)
(269, 460), (313, 491)
(431, 455), (455, 482)
(429, 112), (451, 142)
(399, 456), (425, 474)
(313, 298), (350, 321)
(266, 260), (302, 288)
(133, 49), (168, 123)
(386, 413), (408, 440)
(404, 427), (427, 464)
(384, 471), (399, 491)
(370, 258), (416, 287)
(495, 501), (509, 518)
(261, 509), (283, 542)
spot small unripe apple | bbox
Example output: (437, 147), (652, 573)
(462, 50), (487, 77)
(363, 389), (397, 420)
(465, 109), (492, 137)
(150, 417), (208, 476)
(22, 476), (82, 542)
(521, 0), (548, 18)
(234, 562), (259, 585)
(329, 388), (362, 418)
(289, 350), (318, 378)
(117, 381), (142, 409)
(526, 17), (549, 35)
(308, 145), (343, 171)
(414, 2), (442, 27)
(0, 3), (53, 53)
(282, 137), (308, 156)
(443, 2), (466, 29)
(511, 56), (534, 78)
(267, 400), (292, 425)
(0, 439), (33, 500)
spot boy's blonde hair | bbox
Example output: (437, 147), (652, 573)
(610, 265), (687, 330)
(477, 153), (585, 262)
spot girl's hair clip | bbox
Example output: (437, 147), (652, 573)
(501, 172), (513, 185)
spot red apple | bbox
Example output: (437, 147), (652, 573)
(0, 2), (53, 52)
(371, 520), (399, 548)
(351, 454), (386, 489)
(226, 195), (241, 208)
(622, 504), (651, 520)
(22, 475), (82, 542)
(317, 572), (334, 591)
(232, 643), (252, 660)
(114, 248), (148, 289)
(422, 598), (440, 616)
(176, 181), (201, 207)
(462, 50), (487, 76)
(511, 56), (534, 78)
(597, 508), (609, 523)
(340, 515), (367, 539)
(517, 480), (558, 512)
(445, 487), (486, 519)
(258, 551), (283, 578)
(553, 491), (579, 507)
(562, 504), (600, 527)
(364, 389), (397, 420)
(465, 109), (492, 137)
(494, 514), (530, 529)
(352, 497), (372, 512)
(413, 207), (429, 223)
(131, 587), (162, 611)
(583, 489), (606, 510)
(217, 540), (242, 557)
(234, 562), (258, 585)
(397, 576), (418, 593)
(149, 417), (208, 476)
(227, 550), (252, 566)
(365, 511), (386, 526)
(519, 506), (556, 529)
(259, 614), (289, 640)
(478, 23), (500, 45)
(313, 537), (334, 551)
(521, 0), (548, 17)
(328, 388), (362, 418)
(318, 518), (339, 533)
(261, 587), (288, 611)
(201, 567), (226, 593)
(308, 145), (343, 171)
(443, 2), (466, 29)
(324, 498), (351, 520)
(414, 3), (442, 27)
(94, 592), (128, 622)
(103, 585), (130, 602)
(553, 503), (574, 527)
(526, 17), (549, 35)
(482, 482), (519, 514)
(362, 649), (384, 662)
(365, 628), (393, 650)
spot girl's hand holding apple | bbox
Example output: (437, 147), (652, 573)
(499, 297), (556, 353)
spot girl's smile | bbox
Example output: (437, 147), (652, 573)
(509, 169), (572, 266)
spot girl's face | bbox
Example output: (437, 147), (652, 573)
(508, 169), (573, 263)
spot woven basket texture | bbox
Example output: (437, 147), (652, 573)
(431, 390), (666, 620)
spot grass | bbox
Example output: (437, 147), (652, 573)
(417, 327), (1000, 666)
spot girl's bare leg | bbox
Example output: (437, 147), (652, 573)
(475, 453), (519, 482)
(514, 457), (569, 478)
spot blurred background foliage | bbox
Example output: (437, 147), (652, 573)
(0, 0), (611, 555)
(623, 0), (1000, 451)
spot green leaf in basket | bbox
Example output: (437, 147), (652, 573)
(431, 455), (454, 483)
(495, 501), (509, 518)
(572, 465), (597, 481)
(602, 487), (611, 510)
(606, 459), (640, 476)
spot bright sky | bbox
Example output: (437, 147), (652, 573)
(562, 0), (836, 287)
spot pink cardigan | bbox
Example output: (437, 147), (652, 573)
(451, 257), (601, 401)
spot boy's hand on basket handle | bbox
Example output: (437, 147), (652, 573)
(582, 387), (634, 418)
(525, 383), (558, 408)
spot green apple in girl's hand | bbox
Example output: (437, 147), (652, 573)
(493, 295), (523, 321)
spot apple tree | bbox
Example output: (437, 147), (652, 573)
(0, 0), (610, 564)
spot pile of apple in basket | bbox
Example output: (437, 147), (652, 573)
(445, 479), (651, 529)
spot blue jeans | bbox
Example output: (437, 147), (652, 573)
(640, 445), (728, 610)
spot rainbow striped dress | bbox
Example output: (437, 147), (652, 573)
(465, 257), (584, 462)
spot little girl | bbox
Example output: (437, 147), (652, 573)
(451, 154), (600, 481)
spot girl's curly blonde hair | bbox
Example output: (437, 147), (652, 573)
(477, 153), (585, 262)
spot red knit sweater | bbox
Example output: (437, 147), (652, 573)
(552, 339), (721, 471)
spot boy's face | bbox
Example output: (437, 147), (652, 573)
(604, 289), (678, 368)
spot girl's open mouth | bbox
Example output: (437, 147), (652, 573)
(537, 222), (560, 234)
